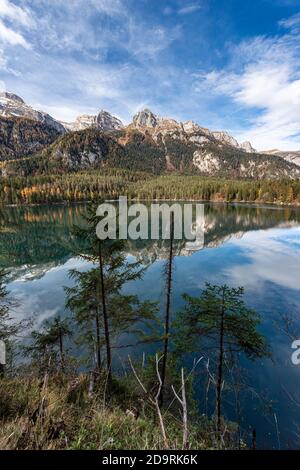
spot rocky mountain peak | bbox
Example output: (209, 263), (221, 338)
(130, 111), (260, 155)
(0, 91), (267, 162)
(240, 141), (256, 153)
(96, 110), (123, 131)
(133, 109), (158, 128)
(211, 131), (239, 148)
(0, 91), (65, 133)
(0, 92), (25, 105)
(182, 120), (200, 133)
(65, 114), (95, 131)
(65, 110), (123, 132)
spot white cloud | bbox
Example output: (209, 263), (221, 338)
(0, 0), (33, 27)
(0, 1), (32, 50)
(193, 15), (300, 150)
(0, 0), (183, 124)
(6, 0), (300, 151)
(178, 3), (202, 15)
(12, 0), (126, 56)
(279, 12), (300, 31)
(13, 53), (157, 123)
(0, 18), (29, 48)
(163, 2), (202, 16)
(15, 0), (179, 61)
(127, 24), (182, 58)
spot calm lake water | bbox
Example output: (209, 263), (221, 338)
(1, 202), (300, 449)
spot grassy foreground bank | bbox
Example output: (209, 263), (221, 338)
(0, 372), (238, 450)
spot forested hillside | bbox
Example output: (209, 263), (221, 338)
(1, 119), (300, 180)
(0, 116), (63, 162)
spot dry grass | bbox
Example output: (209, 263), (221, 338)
(0, 374), (237, 450)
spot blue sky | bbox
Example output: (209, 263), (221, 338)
(0, 0), (300, 150)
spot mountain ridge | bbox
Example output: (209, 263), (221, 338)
(0, 92), (260, 152)
(0, 92), (300, 180)
(2, 122), (300, 180)
(262, 149), (300, 168)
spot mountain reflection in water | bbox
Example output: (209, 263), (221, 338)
(1, 202), (300, 449)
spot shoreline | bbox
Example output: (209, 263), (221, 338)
(1, 197), (300, 209)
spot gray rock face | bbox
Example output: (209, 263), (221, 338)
(0, 92), (66, 133)
(193, 150), (221, 174)
(63, 115), (96, 131)
(240, 141), (256, 153)
(182, 120), (210, 135)
(133, 109), (158, 128)
(66, 110), (123, 132)
(211, 131), (239, 148)
(52, 147), (103, 169)
(96, 110), (123, 131)
(1, 92), (25, 104)
(263, 149), (300, 168)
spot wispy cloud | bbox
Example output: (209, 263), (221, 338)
(0, 0), (183, 122)
(194, 15), (300, 150)
(127, 23), (182, 58)
(0, 0), (32, 49)
(178, 3), (202, 15)
(19, 0), (126, 54)
(0, 0), (33, 27)
(0, 18), (30, 48)
(279, 11), (300, 31)
(163, 2), (202, 16)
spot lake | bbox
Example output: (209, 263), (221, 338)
(1, 202), (300, 449)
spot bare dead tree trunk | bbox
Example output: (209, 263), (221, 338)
(159, 211), (175, 406)
(0, 339), (6, 378)
(181, 369), (188, 449)
(172, 368), (189, 449)
(98, 240), (112, 382)
(216, 287), (225, 432)
(155, 354), (169, 448)
(95, 307), (101, 370)
(129, 354), (169, 449)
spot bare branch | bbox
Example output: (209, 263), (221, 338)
(128, 354), (169, 449)
(128, 355), (148, 395)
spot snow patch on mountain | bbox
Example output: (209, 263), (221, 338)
(0, 92), (66, 133)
